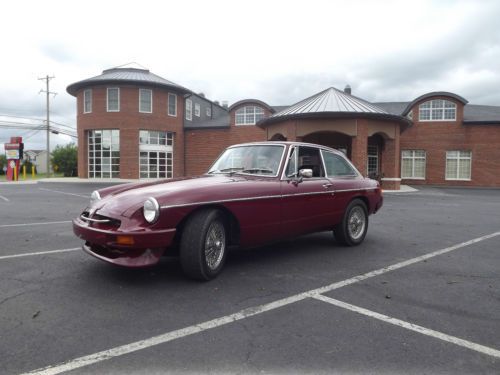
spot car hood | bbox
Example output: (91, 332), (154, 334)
(93, 174), (275, 218)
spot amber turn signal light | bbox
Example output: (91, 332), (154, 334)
(116, 235), (135, 245)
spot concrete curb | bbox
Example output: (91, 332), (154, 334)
(383, 185), (419, 194)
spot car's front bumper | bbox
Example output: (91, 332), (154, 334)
(73, 217), (176, 267)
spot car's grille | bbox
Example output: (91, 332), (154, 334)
(81, 211), (121, 229)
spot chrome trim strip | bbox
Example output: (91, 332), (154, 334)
(160, 188), (374, 209)
(80, 215), (111, 223)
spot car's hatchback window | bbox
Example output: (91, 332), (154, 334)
(209, 145), (284, 177)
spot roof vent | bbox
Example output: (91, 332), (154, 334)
(344, 85), (352, 95)
(222, 100), (229, 108)
(198, 92), (205, 98)
(214, 100), (220, 105)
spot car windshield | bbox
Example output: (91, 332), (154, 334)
(208, 145), (284, 176)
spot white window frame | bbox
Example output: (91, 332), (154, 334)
(83, 89), (92, 114)
(88, 129), (120, 178)
(419, 99), (456, 122)
(194, 103), (201, 117)
(168, 93), (177, 117)
(186, 99), (192, 121)
(367, 145), (379, 176)
(206, 107), (211, 117)
(107, 87), (120, 112)
(139, 89), (153, 113)
(401, 150), (426, 180)
(235, 106), (265, 125)
(445, 150), (472, 181)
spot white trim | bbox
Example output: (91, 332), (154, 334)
(83, 89), (92, 114)
(401, 150), (426, 179)
(168, 93), (177, 117)
(194, 103), (200, 117)
(445, 150), (472, 181)
(381, 178), (402, 182)
(185, 99), (192, 121)
(106, 87), (120, 112)
(206, 107), (211, 117)
(139, 88), (153, 113)
(419, 99), (456, 122)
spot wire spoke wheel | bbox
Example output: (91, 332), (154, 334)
(204, 221), (226, 271)
(347, 206), (366, 240)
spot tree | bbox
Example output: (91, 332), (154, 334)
(0, 154), (6, 175)
(51, 144), (77, 177)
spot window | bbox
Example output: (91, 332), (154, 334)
(296, 146), (325, 178)
(139, 130), (174, 179)
(88, 129), (120, 178)
(367, 145), (379, 176)
(235, 106), (265, 125)
(107, 88), (120, 112)
(401, 150), (426, 179)
(194, 103), (200, 117)
(322, 150), (358, 177)
(139, 89), (152, 113)
(419, 99), (456, 121)
(83, 89), (92, 113)
(446, 151), (471, 180)
(406, 110), (413, 120)
(168, 93), (177, 117)
(206, 107), (211, 117)
(186, 99), (192, 121)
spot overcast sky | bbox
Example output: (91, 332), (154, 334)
(1, 0), (499, 153)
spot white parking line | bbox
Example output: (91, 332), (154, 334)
(0, 220), (72, 228)
(21, 231), (500, 375)
(39, 188), (90, 199)
(312, 294), (500, 359)
(0, 194), (9, 202)
(0, 248), (80, 261)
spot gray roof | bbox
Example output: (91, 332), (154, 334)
(375, 101), (500, 124)
(184, 113), (230, 130)
(463, 105), (500, 123)
(273, 87), (390, 117)
(67, 67), (191, 96)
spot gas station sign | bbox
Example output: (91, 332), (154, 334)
(5, 149), (20, 159)
(3, 137), (24, 181)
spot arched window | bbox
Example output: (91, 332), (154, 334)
(235, 106), (265, 125)
(419, 99), (456, 121)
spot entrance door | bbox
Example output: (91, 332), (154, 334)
(139, 130), (173, 179)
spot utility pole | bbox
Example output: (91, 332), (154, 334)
(38, 75), (56, 177)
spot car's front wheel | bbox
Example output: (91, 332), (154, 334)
(334, 199), (368, 246)
(180, 209), (227, 280)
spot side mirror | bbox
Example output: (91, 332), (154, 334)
(299, 169), (313, 178)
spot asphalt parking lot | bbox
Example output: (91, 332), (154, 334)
(0, 181), (499, 374)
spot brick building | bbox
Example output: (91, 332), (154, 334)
(67, 66), (500, 189)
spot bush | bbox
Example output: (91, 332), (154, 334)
(0, 154), (6, 175)
(51, 144), (77, 177)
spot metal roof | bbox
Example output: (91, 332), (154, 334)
(67, 67), (191, 96)
(259, 87), (409, 127)
(401, 91), (468, 116)
(184, 114), (231, 130)
(271, 87), (390, 118)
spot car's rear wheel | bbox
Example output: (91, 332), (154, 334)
(334, 199), (368, 246)
(180, 209), (227, 280)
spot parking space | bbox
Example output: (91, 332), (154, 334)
(0, 182), (499, 374)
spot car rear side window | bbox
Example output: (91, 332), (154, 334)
(321, 150), (358, 177)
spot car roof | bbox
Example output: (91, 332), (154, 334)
(228, 141), (344, 155)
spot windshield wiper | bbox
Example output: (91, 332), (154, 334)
(209, 167), (244, 175)
(242, 168), (274, 174)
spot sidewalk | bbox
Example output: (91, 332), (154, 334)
(383, 185), (418, 194)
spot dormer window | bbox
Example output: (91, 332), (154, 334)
(235, 106), (265, 125)
(419, 99), (456, 121)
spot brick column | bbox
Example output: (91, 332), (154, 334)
(380, 127), (401, 190)
(351, 120), (368, 176)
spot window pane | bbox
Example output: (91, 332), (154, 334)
(140, 89), (152, 112)
(107, 88), (119, 111)
(168, 93), (177, 116)
(322, 151), (357, 177)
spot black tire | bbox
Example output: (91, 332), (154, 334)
(334, 199), (368, 246)
(180, 209), (227, 281)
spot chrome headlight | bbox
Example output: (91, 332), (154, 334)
(90, 190), (101, 205)
(143, 197), (160, 224)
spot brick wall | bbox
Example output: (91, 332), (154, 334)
(400, 96), (500, 187)
(76, 85), (185, 178)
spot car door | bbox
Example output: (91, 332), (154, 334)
(280, 146), (336, 237)
(320, 149), (363, 225)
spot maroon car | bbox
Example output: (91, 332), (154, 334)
(73, 142), (383, 280)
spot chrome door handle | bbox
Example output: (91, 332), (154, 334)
(322, 183), (333, 189)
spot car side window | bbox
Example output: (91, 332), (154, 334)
(298, 146), (325, 178)
(321, 150), (358, 177)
